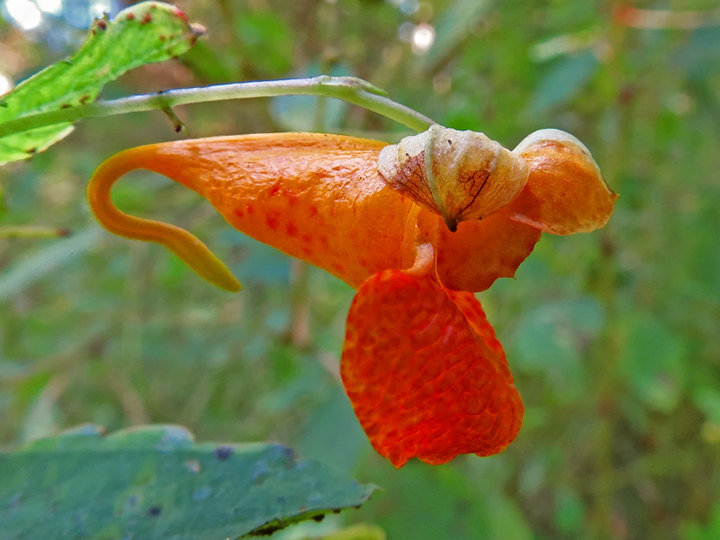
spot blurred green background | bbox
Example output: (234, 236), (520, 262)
(1, 0), (720, 538)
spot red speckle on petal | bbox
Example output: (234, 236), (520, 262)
(265, 212), (280, 230)
(234, 208), (244, 219)
(286, 222), (298, 237)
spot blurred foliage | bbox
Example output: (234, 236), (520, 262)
(1, 0), (720, 539)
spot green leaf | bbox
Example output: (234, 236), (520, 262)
(0, 424), (376, 540)
(237, 12), (295, 77)
(693, 387), (720, 425)
(415, 0), (495, 73)
(530, 50), (599, 114)
(554, 486), (585, 535)
(619, 313), (688, 413)
(320, 523), (387, 540)
(0, 1), (205, 165)
(0, 227), (103, 301)
(511, 298), (604, 401)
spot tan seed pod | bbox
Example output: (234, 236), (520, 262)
(377, 125), (529, 231)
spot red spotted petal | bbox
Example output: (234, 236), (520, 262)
(341, 270), (524, 468)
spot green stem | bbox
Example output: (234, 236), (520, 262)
(0, 226), (70, 238)
(0, 76), (436, 139)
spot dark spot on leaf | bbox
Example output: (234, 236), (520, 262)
(249, 523), (282, 536)
(312, 514), (325, 523)
(79, 95), (91, 104)
(147, 506), (162, 517)
(96, 20), (107, 30)
(127, 13), (135, 21)
(214, 446), (233, 460)
(159, 35), (166, 42)
(0, 100), (7, 107)
(278, 446), (296, 469)
(60, 103), (72, 109)
(27, 148), (37, 154)
(332, 509), (341, 514)
(142, 12), (153, 24)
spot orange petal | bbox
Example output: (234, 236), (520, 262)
(444, 289), (507, 366)
(436, 213), (541, 292)
(505, 129), (617, 235)
(341, 270), (524, 468)
(92, 133), (414, 289)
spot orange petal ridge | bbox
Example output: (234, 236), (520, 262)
(505, 129), (617, 235)
(435, 213), (542, 292)
(341, 270), (524, 468)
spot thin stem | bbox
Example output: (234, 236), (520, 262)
(0, 76), (436, 139)
(0, 226), (71, 238)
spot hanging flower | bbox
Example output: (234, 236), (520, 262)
(87, 126), (615, 467)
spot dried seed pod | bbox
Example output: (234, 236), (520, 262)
(377, 125), (529, 231)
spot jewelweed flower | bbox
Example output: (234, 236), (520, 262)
(88, 126), (615, 467)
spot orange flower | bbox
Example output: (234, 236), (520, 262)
(88, 127), (615, 467)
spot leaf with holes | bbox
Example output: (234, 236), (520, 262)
(0, 424), (376, 540)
